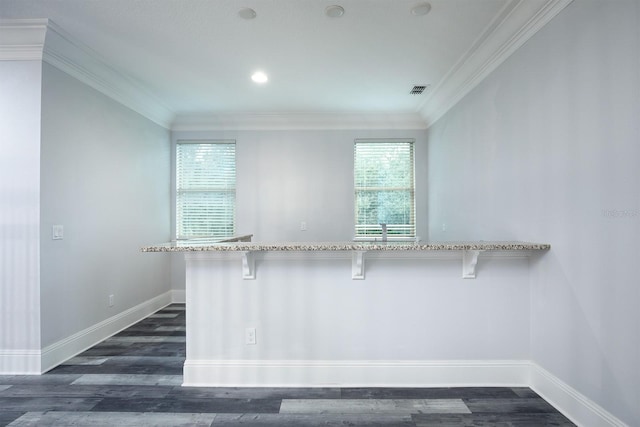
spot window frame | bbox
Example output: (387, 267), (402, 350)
(175, 140), (236, 240)
(353, 138), (416, 241)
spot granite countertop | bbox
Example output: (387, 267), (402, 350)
(141, 240), (551, 253)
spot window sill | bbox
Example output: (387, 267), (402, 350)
(353, 237), (420, 243)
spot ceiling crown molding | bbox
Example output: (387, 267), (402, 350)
(419, 0), (573, 127)
(42, 21), (175, 128)
(171, 112), (428, 131)
(3, 0), (572, 133)
(0, 19), (175, 129)
(0, 19), (48, 60)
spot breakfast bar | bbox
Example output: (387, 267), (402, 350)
(142, 239), (550, 387)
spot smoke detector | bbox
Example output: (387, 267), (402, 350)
(411, 2), (432, 16)
(325, 5), (345, 18)
(238, 8), (257, 19)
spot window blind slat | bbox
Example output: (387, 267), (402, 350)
(354, 140), (415, 238)
(176, 141), (236, 239)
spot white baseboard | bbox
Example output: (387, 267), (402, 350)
(183, 359), (629, 425)
(0, 349), (41, 374)
(171, 289), (186, 304)
(5, 300), (628, 427)
(40, 291), (173, 373)
(183, 359), (530, 387)
(530, 363), (628, 427)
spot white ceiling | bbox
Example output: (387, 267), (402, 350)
(0, 0), (572, 129)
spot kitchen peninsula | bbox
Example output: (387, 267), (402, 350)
(143, 239), (550, 387)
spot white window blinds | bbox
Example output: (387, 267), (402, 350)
(176, 141), (236, 239)
(354, 139), (415, 238)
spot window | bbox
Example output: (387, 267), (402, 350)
(354, 139), (415, 239)
(176, 141), (236, 239)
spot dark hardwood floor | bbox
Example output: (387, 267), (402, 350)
(0, 304), (575, 426)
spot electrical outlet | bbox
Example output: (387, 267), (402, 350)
(442, 223), (447, 232)
(245, 327), (256, 345)
(109, 294), (114, 307)
(300, 221), (307, 231)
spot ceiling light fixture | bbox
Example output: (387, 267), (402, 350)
(251, 71), (268, 84)
(238, 8), (257, 19)
(410, 2), (432, 16)
(325, 5), (345, 18)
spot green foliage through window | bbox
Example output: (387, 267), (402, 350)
(354, 140), (415, 238)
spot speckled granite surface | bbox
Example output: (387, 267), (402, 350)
(141, 241), (550, 253)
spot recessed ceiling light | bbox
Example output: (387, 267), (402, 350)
(411, 2), (432, 16)
(238, 8), (257, 19)
(251, 71), (268, 84)
(325, 5), (345, 18)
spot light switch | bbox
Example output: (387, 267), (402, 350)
(52, 225), (64, 240)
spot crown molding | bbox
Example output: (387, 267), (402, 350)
(0, 19), (175, 128)
(42, 21), (174, 128)
(419, 0), (573, 127)
(2, 0), (572, 133)
(171, 112), (428, 131)
(0, 19), (48, 60)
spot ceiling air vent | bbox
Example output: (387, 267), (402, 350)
(410, 85), (429, 95)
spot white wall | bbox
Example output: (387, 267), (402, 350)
(184, 251), (532, 387)
(39, 63), (172, 349)
(189, 254), (530, 361)
(0, 60), (42, 372)
(427, 1), (639, 425)
(170, 129), (429, 292)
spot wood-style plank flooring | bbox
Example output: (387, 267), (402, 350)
(0, 304), (575, 426)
